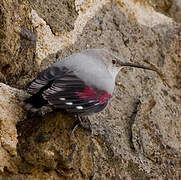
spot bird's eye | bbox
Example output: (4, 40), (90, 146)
(112, 59), (116, 65)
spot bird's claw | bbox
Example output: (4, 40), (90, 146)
(71, 115), (92, 134)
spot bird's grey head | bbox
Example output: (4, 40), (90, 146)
(82, 49), (155, 80)
(82, 49), (122, 80)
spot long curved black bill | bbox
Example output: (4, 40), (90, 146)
(119, 62), (156, 72)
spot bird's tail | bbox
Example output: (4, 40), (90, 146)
(24, 103), (39, 113)
(24, 92), (48, 112)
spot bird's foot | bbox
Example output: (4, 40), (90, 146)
(26, 111), (42, 119)
(71, 115), (92, 134)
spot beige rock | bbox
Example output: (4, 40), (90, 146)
(0, 0), (38, 88)
(0, 0), (181, 179)
(169, 0), (181, 22)
(0, 83), (26, 174)
(141, 0), (181, 22)
(30, 0), (78, 35)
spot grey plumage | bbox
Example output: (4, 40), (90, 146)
(25, 49), (155, 115)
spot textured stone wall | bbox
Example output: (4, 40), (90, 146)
(0, 0), (180, 179)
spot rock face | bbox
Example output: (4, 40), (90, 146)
(0, 0), (181, 179)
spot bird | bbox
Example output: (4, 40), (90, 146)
(24, 49), (155, 128)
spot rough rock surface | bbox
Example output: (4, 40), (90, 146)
(0, 83), (26, 175)
(0, 0), (181, 179)
(29, 0), (78, 34)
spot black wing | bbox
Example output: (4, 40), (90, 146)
(26, 66), (66, 94)
(26, 66), (110, 115)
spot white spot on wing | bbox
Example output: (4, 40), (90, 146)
(76, 106), (83, 110)
(95, 103), (100, 106)
(59, 98), (66, 100)
(66, 102), (73, 105)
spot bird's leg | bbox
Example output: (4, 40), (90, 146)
(71, 115), (82, 134)
(71, 115), (92, 134)
(26, 110), (42, 119)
